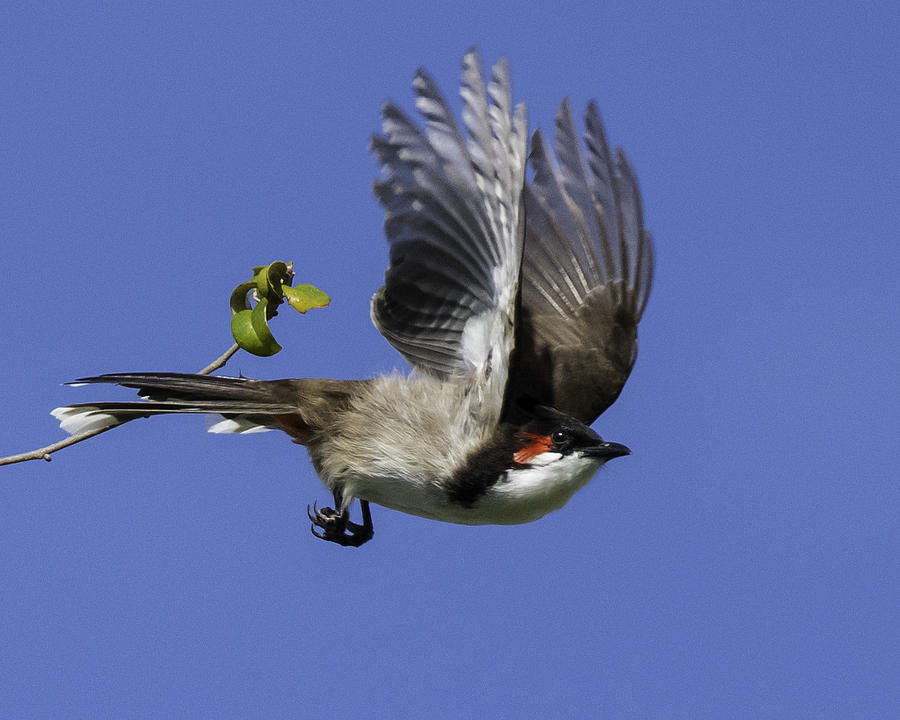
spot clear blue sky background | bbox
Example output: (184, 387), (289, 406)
(2, 2), (898, 718)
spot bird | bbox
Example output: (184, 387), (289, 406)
(51, 49), (654, 547)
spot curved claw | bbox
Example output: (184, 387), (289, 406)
(305, 497), (374, 547)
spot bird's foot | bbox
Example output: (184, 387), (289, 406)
(307, 499), (373, 547)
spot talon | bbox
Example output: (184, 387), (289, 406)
(305, 497), (374, 547)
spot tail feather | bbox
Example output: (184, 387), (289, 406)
(69, 372), (283, 403)
(51, 372), (360, 442)
(51, 400), (297, 435)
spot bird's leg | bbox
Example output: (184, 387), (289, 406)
(307, 489), (374, 547)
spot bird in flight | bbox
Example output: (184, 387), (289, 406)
(53, 50), (654, 547)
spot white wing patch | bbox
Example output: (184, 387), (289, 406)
(461, 310), (498, 373)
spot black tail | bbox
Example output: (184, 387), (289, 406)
(52, 372), (319, 439)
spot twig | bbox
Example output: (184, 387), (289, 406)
(0, 425), (119, 466)
(0, 343), (242, 467)
(196, 342), (240, 375)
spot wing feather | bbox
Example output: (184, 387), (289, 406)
(370, 49), (527, 429)
(509, 102), (655, 424)
(369, 54), (651, 427)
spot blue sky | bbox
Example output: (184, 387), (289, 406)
(2, 2), (898, 717)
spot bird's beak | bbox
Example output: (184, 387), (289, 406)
(582, 441), (631, 459)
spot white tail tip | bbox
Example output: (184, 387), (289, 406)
(51, 406), (120, 435)
(207, 416), (272, 434)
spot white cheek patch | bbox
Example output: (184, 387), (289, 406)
(527, 451), (563, 467)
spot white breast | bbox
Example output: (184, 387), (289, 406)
(467, 454), (604, 525)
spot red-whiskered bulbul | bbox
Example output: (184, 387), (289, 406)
(52, 50), (654, 547)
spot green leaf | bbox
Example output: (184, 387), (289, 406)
(229, 281), (257, 315)
(258, 261), (293, 300)
(282, 283), (331, 314)
(230, 297), (282, 356)
(228, 261), (328, 356)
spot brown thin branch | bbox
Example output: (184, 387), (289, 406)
(196, 342), (240, 375)
(0, 343), (242, 467)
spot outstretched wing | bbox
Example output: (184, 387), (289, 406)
(370, 49), (527, 428)
(507, 100), (655, 425)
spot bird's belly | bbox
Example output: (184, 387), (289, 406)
(349, 458), (603, 527)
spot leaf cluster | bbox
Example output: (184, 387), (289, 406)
(229, 261), (330, 356)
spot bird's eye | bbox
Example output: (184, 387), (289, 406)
(552, 430), (570, 447)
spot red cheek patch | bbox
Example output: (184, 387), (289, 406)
(514, 433), (552, 465)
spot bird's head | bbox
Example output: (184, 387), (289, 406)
(444, 405), (630, 520)
(511, 405), (630, 468)
(450, 405), (631, 524)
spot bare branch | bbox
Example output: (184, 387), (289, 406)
(197, 343), (240, 375)
(0, 425), (118, 466)
(0, 343), (243, 467)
